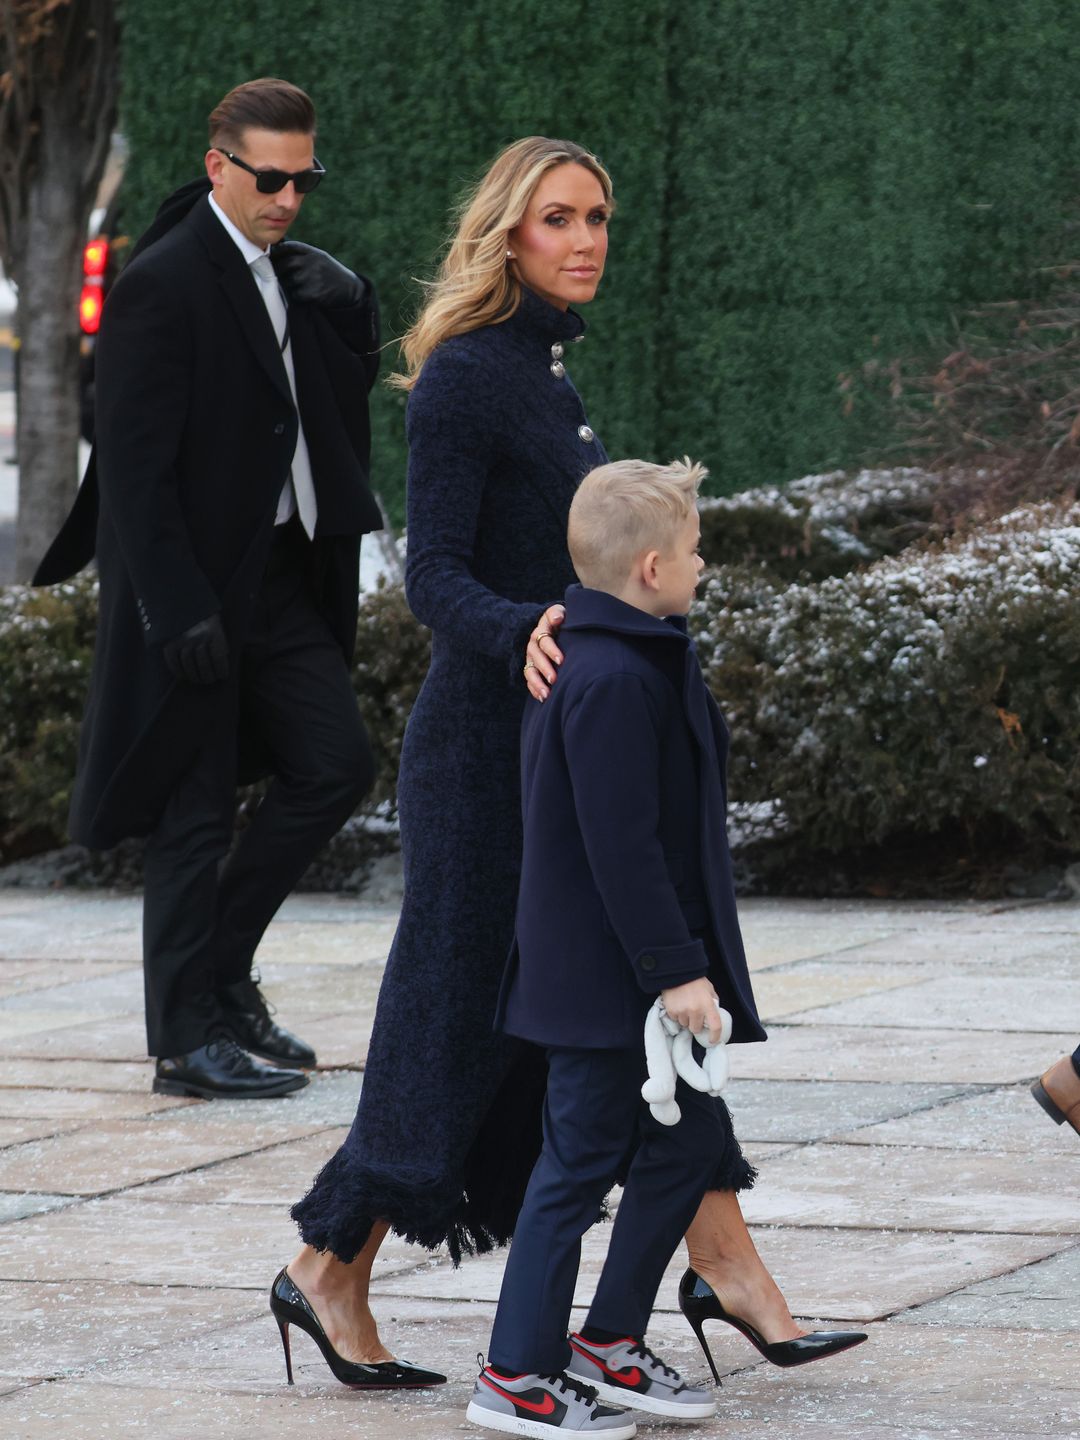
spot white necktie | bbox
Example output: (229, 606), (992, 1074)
(250, 254), (317, 538)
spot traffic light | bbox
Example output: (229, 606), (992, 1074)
(79, 238), (110, 335)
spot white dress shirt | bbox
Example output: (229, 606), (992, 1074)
(208, 194), (316, 534)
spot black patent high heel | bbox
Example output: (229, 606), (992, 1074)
(677, 1269), (868, 1378)
(269, 1267), (447, 1388)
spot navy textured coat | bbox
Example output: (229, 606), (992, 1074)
(292, 287), (611, 1262)
(498, 584), (766, 1051)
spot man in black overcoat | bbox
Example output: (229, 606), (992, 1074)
(35, 78), (383, 1098)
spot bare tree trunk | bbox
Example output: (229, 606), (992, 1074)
(13, 95), (85, 579)
(0, 0), (119, 581)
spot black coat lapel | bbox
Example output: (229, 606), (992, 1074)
(186, 198), (293, 406)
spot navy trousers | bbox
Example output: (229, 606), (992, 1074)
(488, 1044), (725, 1376)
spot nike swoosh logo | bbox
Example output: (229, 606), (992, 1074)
(482, 1377), (557, 1415)
(569, 1341), (642, 1388)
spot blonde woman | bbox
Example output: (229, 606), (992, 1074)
(271, 137), (864, 1391)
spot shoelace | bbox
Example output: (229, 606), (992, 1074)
(247, 969), (278, 1020)
(627, 1341), (680, 1382)
(542, 1371), (598, 1405)
(206, 1032), (253, 1066)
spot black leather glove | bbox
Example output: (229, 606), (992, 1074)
(162, 614), (229, 685)
(271, 240), (368, 310)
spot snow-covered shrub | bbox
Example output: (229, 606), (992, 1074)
(8, 493), (1078, 884)
(693, 500), (1080, 857)
(698, 466), (971, 580)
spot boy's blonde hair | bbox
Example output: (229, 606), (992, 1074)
(568, 456), (707, 592)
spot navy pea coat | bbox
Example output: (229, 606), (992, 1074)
(497, 584), (767, 1051)
(33, 184), (382, 848)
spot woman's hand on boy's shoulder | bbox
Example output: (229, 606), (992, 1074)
(523, 605), (565, 702)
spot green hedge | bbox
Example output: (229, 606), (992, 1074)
(118, 3), (1080, 522)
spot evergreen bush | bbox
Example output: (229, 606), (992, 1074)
(0, 576), (97, 859)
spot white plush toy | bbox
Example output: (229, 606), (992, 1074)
(641, 997), (734, 1126)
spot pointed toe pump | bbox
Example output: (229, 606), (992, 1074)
(269, 1267), (447, 1389)
(677, 1269), (868, 1380)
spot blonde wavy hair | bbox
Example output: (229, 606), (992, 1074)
(390, 136), (614, 390)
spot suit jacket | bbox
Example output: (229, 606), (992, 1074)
(496, 584), (766, 1051)
(34, 186), (383, 848)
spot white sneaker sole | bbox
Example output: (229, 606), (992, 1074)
(578, 1376), (718, 1420)
(465, 1399), (638, 1439)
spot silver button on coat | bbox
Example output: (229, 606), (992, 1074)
(550, 360), (566, 379)
(577, 424), (594, 443)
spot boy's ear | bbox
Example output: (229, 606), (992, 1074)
(641, 548), (663, 591)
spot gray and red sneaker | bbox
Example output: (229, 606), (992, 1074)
(466, 1361), (637, 1438)
(567, 1333), (717, 1419)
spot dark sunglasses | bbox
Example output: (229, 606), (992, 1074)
(219, 149), (326, 194)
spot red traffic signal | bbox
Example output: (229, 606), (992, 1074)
(83, 237), (109, 278)
(79, 283), (104, 335)
(79, 235), (110, 334)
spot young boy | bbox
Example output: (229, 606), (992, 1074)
(466, 458), (766, 1439)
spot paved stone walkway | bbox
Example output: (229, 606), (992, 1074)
(0, 889), (1077, 1438)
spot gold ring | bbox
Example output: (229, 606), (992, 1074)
(523, 663), (537, 675)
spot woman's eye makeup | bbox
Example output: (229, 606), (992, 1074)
(540, 210), (609, 227)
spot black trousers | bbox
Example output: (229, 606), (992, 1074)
(487, 1045), (722, 1376)
(141, 527), (374, 1057)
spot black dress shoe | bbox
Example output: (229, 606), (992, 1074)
(153, 1034), (309, 1099)
(218, 974), (316, 1067)
(677, 1269), (867, 1381)
(269, 1267), (447, 1388)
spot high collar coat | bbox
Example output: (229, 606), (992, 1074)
(34, 187), (383, 848)
(497, 585), (767, 1052)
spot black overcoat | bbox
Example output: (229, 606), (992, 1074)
(497, 584), (766, 1050)
(35, 187), (383, 848)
